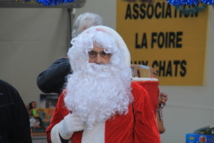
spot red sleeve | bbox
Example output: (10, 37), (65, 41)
(46, 91), (70, 143)
(131, 82), (161, 143)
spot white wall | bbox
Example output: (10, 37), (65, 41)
(0, 8), (70, 104)
(74, 1), (214, 143)
(0, 1), (214, 143)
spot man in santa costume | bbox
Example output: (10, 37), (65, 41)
(46, 25), (161, 143)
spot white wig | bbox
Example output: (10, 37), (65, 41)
(72, 12), (104, 38)
(69, 25), (131, 68)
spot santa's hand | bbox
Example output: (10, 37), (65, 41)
(58, 113), (84, 140)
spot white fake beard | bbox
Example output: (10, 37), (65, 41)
(64, 63), (133, 129)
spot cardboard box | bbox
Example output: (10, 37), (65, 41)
(186, 133), (214, 143)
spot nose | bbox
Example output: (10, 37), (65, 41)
(95, 54), (102, 64)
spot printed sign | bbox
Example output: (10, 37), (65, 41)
(116, 0), (209, 85)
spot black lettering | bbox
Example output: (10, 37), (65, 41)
(147, 4), (154, 19)
(191, 5), (198, 17)
(159, 61), (166, 76)
(135, 33), (141, 49)
(151, 32), (183, 48)
(174, 8), (178, 18)
(141, 33), (148, 48)
(141, 61), (149, 65)
(184, 5), (189, 18)
(152, 60), (159, 69)
(176, 32), (183, 48)
(131, 61), (149, 66)
(179, 11), (183, 17)
(169, 32), (175, 47)
(158, 32), (164, 48)
(151, 32), (157, 48)
(166, 61), (172, 76)
(165, 3), (172, 18)
(191, 11), (198, 17)
(140, 3), (146, 19)
(125, 4), (132, 19)
(139, 60), (187, 77)
(133, 4), (139, 19)
(162, 2), (165, 18)
(125, 2), (198, 20)
(180, 60), (187, 76)
(173, 60), (180, 76)
(184, 13), (189, 18)
(135, 33), (148, 49)
(155, 2), (161, 18)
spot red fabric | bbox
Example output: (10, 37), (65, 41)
(46, 82), (160, 143)
(132, 82), (160, 143)
(104, 104), (134, 143)
(136, 81), (160, 113)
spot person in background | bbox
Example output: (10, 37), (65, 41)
(150, 67), (168, 134)
(37, 12), (104, 94)
(29, 101), (39, 117)
(0, 79), (32, 143)
(29, 101), (43, 127)
(157, 92), (168, 133)
(46, 25), (160, 143)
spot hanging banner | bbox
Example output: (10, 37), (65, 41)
(116, 0), (208, 85)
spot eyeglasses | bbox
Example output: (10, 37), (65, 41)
(88, 50), (112, 59)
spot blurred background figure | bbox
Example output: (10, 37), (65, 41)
(37, 12), (104, 95)
(0, 79), (32, 143)
(29, 101), (43, 127)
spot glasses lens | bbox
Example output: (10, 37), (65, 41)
(88, 51), (97, 59)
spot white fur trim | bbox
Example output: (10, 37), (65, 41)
(50, 121), (104, 143)
(132, 77), (159, 81)
(51, 123), (62, 143)
(82, 122), (105, 143)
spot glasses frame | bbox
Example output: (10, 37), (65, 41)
(88, 50), (112, 59)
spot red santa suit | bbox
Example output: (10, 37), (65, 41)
(46, 82), (160, 143)
(133, 78), (160, 114)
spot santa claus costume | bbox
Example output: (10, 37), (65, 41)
(46, 26), (160, 143)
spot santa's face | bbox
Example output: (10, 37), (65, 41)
(64, 47), (132, 128)
(88, 46), (112, 64)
